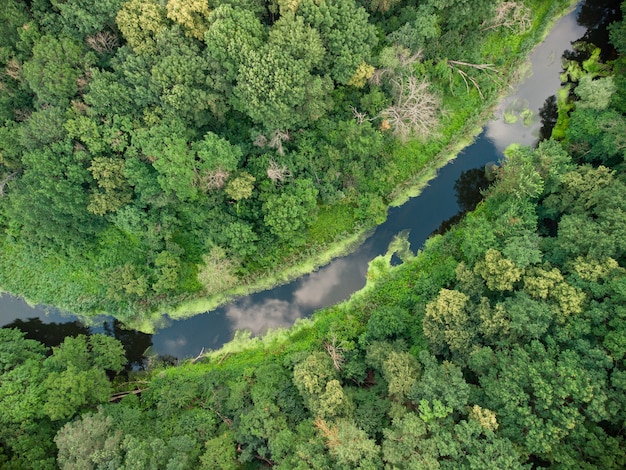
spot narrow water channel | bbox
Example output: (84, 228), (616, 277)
(0, 4), (595, 360)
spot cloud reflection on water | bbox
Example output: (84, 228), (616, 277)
(225, 256), (370, 336)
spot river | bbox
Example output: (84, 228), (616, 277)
(0, 2), (607, 360)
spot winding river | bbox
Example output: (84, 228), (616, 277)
(0, 3), (600, 360)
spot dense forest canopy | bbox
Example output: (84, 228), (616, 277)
(1, 1), (625, 468)
(0, 0), (575, 323)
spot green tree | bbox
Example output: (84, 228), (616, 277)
(115, 0), (169, 54)
(88, 156), (132, 215)
(166, 0), (211, 39)
(409, 351), (470, 413)
(54, 408), (123, 470)
(298, 0), (378, 84)
(193, 131), (243, 181)
(50, 0), (124, 37)
(150, 28), (212, 125)
(232, 17), (332, 130)
(42, 334), (126, 421)
(134, 118), (198, 202)
(262, 178), (318, 246)
(423, 288), (475, 357)
(225, 172), (255, 202)
(322, 419), (381, 469)
(200, 431), (238, 469)
(8, 141), (101, 248)
(293, 351), (340, 417)
(19, 105), (68, 151)
(203, 4), (266, 115)
(0, 329), (47, 426)
(22, 35), (86, 106)
(474, 249), (523, 292)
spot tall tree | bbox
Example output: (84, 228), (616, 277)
(297, 0), (377, 85)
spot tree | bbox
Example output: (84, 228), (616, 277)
(225, 172), (255, 203)
(232, 15), (332, 130)
(150, 28), (212, 125)
(474, 249), (523, 292)
(298, 0), (378, 85)
(203, 4), (266, 115)
(22, 35), (85, 106)
(262, 178), (319, 246)
(381, 351), (421, 401)
(115, 0), (169, 54)
(54, 408), (123, 470)
(200, 431), (238, 470)
(134, 118), (198, 202)
(87, 156), (132, 215)
(50, 0), (124, 37)
(423, 288), (475, 357)
(573, 75), (616, 110)
(0, 329), (47, 426)
(151, 249), (183, 295)
(475, 340), (602, 459)
(19, 105), (68, 151)
(379, 76), (442, 142)
(8, 141), (102, 248)
(409, 351), (470, 413)
(193, 131), (243, 188)
(42, 334), (126, 421)
(293, 352), (341, 414)
(166, 0), (211, 39)
(317, 419), (381, 469)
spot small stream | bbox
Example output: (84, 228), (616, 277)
(0, 4), (600, 360)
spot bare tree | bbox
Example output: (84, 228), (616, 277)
(252, 129), (290, 155)
(324, 335), (345, 371)
(481, 2), (532, 34)
(268, 129), (290, 156)
(379, 76), (442, 142)
(86, 31), (120, 54)
(195, 168), (230, 191)
(266, 158), (292, 183)
(253, 133), (268, 148)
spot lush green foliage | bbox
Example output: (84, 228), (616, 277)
(3, 4), (626, 467)
(0, 0), (571, 322)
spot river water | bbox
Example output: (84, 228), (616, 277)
(0, 4), (596, 360)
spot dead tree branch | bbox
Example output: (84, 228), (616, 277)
(109, 389), (146, 402)
(446, 60), (501, 99)
(191, 347), (205, 364)
(351, 106), (372, 125)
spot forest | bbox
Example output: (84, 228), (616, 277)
(0, 0), (574, 323)
(1, 1), (625, 467)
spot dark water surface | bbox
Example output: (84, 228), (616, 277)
(0, 5), (590, 360)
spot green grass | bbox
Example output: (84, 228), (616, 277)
(308, 202), (357, 245)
